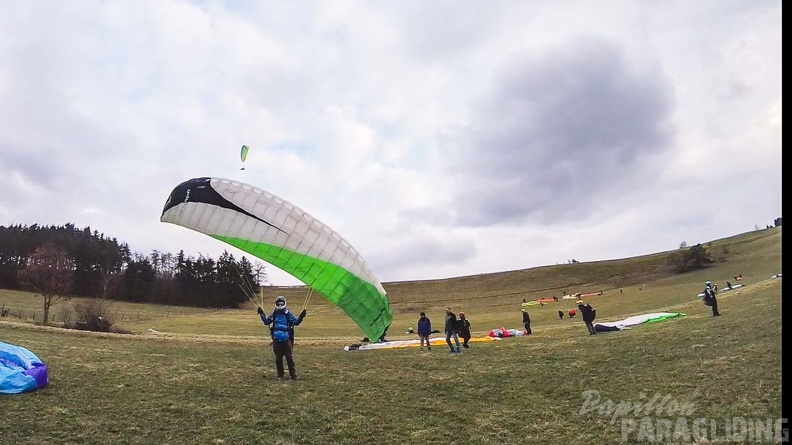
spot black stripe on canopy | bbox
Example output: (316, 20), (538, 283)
(161, 177), (285, 233)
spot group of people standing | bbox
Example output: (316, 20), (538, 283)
(255, 279), (726, 381)
(417, 307), (471, 353)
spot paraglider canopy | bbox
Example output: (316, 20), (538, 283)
(240, 145), (249, 170)
(160, 177), (392, 341)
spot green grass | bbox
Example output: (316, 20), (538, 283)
(0, 227), (782, 444)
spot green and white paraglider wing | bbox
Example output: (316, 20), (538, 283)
(160, 177), (392, 341)
(239, 145), (249, 170)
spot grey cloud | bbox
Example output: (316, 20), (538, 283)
(381, 1), (506, 63)
(242, 64), (323, 118)
(367, 232), (477, 280)
(397, 204), (454, 227)
(0, 142), (69, 193)
(447, 38), (675, 226)
(0, 2), (780, 286)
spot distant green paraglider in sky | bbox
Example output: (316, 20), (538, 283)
(240, 145), (249, 170)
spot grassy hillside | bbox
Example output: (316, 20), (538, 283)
(0, 227), (782, 444)
(2, 226), (780, 339)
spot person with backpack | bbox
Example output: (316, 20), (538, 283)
(458, 312), (472, 348)
(702, 281), (721, 317)
(578, 302), (597, 335)
(258, 296), (306, 380)
(417, 312), (432, 351)
(444, 307), (461, 354)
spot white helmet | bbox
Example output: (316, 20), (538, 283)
(274, 296), (286, 307)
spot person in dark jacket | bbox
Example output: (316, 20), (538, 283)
(558, 310), (564, 320)
(578, 302), (596, 335)
(702, 281), (721, 317)
(521, 309), (532, 334)
(258, 296), (306, 380)
(458, 312), (472, 348)
(444, 307), (461, 354)
(417, 312), (432, 351)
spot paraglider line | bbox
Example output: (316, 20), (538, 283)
(302, 288), (314, 311)
(232, 262), (260, 308)
(233, 262), (258, 300)
(238, 284), (259, 308)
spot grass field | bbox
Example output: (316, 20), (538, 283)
(0, 227), (783, 444)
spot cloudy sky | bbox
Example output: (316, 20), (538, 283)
(1, 1), (781, 286)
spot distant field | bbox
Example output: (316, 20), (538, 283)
(0, 227), (781, 339)
(0, 227), (782, 444)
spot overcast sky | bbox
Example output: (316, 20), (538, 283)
(0, 1), (781, 286)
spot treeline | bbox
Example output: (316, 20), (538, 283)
(0, 223), (264, 308)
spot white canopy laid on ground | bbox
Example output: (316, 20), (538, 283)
(697, 284), (743, 298)
(594, 312), (684, 331)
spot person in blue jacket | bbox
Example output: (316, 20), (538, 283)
(417, 312), (432, 351)
(258, 296), (306, 380)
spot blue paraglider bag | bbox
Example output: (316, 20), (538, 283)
(1, 341), (48, 394)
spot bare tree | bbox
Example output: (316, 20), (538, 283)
(18, 243), (74, 324)
(97, 269), (119, 299)
(252, 260), (269, 286)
